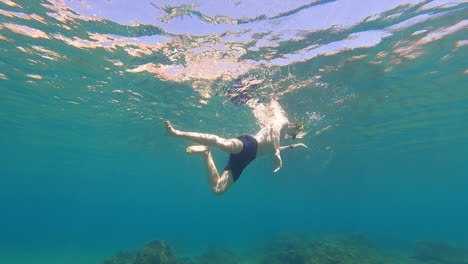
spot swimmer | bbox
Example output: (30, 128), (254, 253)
(165, 100), (308, 195)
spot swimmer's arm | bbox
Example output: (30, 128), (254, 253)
(279, 143), (308, 151)
(272, 127), (282, 173)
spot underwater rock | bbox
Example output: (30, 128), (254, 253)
(103, 250), (137, 264)
(261, 234), (391, 264)
(134, 240), (178, 264)
(414, 240), (468, 264)
(340, 233), (374, 248)
(262, 232), (314, 254)
(103, 240), (178, 264)
(179, 248), (240, 264)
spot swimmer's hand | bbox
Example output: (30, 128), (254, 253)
(291, 143), (308, 149)
(273, 152), (282, 173)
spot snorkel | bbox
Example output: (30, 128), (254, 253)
(292, 123), (305, 140)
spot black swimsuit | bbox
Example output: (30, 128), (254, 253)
(223, 135), (258, 182)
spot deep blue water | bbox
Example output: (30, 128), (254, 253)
(1, 0), (467, 263)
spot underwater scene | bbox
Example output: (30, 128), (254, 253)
(1, 0), (467, 263)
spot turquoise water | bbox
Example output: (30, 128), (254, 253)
(1, 0), (467, 263)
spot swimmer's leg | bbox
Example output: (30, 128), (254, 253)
(165, 121), (242, 154)
(187, 146), (234, 195)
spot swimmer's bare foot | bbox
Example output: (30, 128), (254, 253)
(186, 145), (210, 156)
(165, 121), (177, 136)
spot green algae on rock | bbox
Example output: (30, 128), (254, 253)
(179, 248), (240, 264)
(261, 234), (393, 264)
(103, 250), (137, 264)
(414, 240), (468, 264)
(103, 240), (178, 264)
(135, 240), (178, 264)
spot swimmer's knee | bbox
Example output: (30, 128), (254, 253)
(210, 175), (231, 196)
(210, 186), (227, 196)
(209, 170), (233, 196)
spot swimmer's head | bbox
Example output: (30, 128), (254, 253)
(287, 123), (306, 139)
